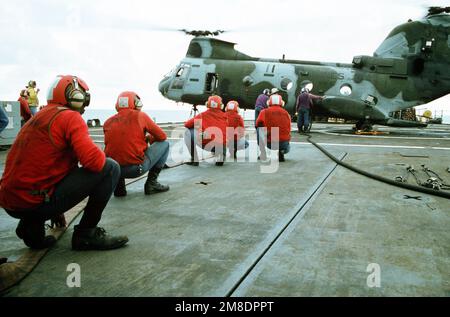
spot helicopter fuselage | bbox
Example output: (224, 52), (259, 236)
(159, 14), (450, 127)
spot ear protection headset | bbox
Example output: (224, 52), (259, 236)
(134, 95), (143, 109)
(65, 77), (90, 109)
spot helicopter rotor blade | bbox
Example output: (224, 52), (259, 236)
(420, 5), (450, 18)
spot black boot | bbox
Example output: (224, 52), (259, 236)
(72, 225), (129, 250)
(16, 219), (56, 249)
(186, 156), (199, 166)
(278, 150), (285, 162)
(114, 178), (127, 197)
(186, 145), (199, 166)
(215, 153), (225, 166)
(144, 167), (170, 195)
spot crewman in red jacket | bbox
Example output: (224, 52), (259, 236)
(18, 89), (32, 126)
(256, 94), (291, 162)
(225, 100), (248, 160)
(184, 95), (227, 166)
(103, 91), (170, 197)
(0, 75), (128, 250)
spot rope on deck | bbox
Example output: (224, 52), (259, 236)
(0, 200), (87, 295)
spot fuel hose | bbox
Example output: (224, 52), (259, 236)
(306, 134), (450, 200)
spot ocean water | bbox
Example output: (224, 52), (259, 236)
(82, 108), (257, 125)
(82, 108), (449, 125)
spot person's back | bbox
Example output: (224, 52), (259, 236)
(225, 100), (248, 159)
(104, 110), (146, 165)
(226, 110), (245, 141)
(103, 91), (169, 197)
(18, 90), (32, 125)
(184, 95), (227, 166)
(185, 106), (227, 147)
(297, 92), (312, 110)
(254, 89), (270, 153)
(0, 75), (128, 250)
(256, 94), (291, 161)
(27, 87), (39, 106)
(255, 91), (269, 111)
(257, 106), (291, 142)
(27, 80), (39, 115)
(0, 105), (102, 210)
(104, 109), (166, 166)
(296, 88), (322, 133)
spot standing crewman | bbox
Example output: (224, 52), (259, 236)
(184, 95), (227, 166)
(0, 102), (9, 151)
(0, 102), (9, 136)
(225, 100), (248, 160)
(295, 87), (323, 133)
(103, 91), (170, 197)
(18, 89), (33, 126)
(0, 75), (128, 250)
(254, 88), (270, 125)
(27, 80), (40, 115)
(256, 94), (291, 162)
(254, 88), (270, 159)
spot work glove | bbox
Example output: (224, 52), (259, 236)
(50, 214), (67, 228)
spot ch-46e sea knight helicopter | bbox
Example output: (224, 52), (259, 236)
(158, 7), (450, 130)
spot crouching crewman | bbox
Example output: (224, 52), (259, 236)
(225, 100), (248, 160)
(184, 95), (227, 166)
(103, 91), (170, 197)
(256, 94), (291, 162)
(0, 75), (128, 250)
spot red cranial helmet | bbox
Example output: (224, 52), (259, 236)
(115, 91), (143, 112)
(225, 100), (239, 112)
(267, 94), (285, 107)
(205, 95), (222, 109)
(47, 75), (90, 109)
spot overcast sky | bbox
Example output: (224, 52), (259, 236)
(0, 0), (448, 114)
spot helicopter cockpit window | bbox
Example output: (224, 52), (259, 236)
(301, 81), (314, 92)
(280, 78), (293, 91)
(175, 64), (190, 78)
(340, 84), (352, 96)
(374, 32), (408, 57)
(170, 64), (191, 90)
(164, 68), (176, 78)
(242, 75), (254, 87)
